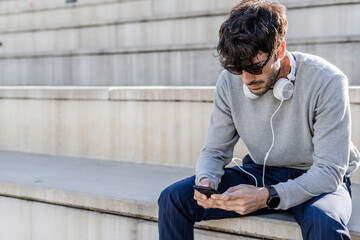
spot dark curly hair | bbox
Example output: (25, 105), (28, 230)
(217, 0), (288, 74)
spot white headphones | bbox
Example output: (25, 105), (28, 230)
(243, 51), (296, 101)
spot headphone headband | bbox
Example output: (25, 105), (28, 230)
(286, 51), (296, 81)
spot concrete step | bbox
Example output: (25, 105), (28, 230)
(0, 2), (359, 54)
(1, 41), (360, 86)
(0, 0), (230, 16)
(0, 150), (358, 239)
(0, 0), (358, 15)
(1, 0), (359, 30)
(0, 0), (130, 14)
(0, 197), (257, 240)
(1, 1), (359, 86)
(0, 46), (222, 86)
(0, 86), (359, 184)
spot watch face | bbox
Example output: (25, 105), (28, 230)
(268, 196), (280, 209)
(266, 186), (280, 209)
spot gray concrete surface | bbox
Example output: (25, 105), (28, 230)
(1, 0), (359, 35)
(0, 0), (359, 86)
(0, 150), (358, 239)
(0, 87), (358, 183)
(0, 197), (258, 240)
(1, 5), (359, 53)
(0, 86), (110, 100)
(0, 48), (222, 86)
(1, 43), (360, 86)
(1, 0), (356, 15)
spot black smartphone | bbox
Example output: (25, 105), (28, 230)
(193, 185), (220, 198)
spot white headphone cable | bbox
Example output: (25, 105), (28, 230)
(262, 99), (285, 187)
(231, 158), (258, 187)
(231, 98), (285, 188)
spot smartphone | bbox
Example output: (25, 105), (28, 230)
(193, 185), (220, 198)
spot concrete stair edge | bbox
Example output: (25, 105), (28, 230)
(1, 3), (360, 36)
(0, 150), (358, 240)
(1, 36), (360, 59)
(0, 0), (137, 15)
(1, 0), (359, 17)
(0, 86), (359, 103)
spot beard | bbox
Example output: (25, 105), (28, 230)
(248, 66), (281, 96)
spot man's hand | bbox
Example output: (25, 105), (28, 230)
(210, 184), (269, 215)
(193, 177), (219, 209)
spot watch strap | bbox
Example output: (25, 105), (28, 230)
(265, 185), (280, 209)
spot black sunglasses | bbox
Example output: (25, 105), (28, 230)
(227, 54), (271, 75)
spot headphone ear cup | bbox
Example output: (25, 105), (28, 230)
(243, 84), (259, 99)
(273, 78), (294, 101)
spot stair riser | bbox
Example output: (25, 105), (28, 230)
(0, 196), (255, 240)
(1, 43), (360, 86)
(2, 3), (360, 53)
(0, 90), (358, 182)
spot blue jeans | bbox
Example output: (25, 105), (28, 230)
(158, 155), (352, 240)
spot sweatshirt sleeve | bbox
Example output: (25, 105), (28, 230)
(195, 71), (240, 189)
(274, 74), (351, 210)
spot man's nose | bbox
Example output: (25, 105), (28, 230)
(241, 72), (256, 84)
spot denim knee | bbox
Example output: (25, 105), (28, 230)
(158, 176), (196, 211)
(158, 176), (199, 223)
(301, 205), (350, 240)
(158, 185), (175, 209)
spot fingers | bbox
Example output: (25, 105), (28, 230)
(194, 191), (210, 204)
(210, 193), (237, 208)
(194, 177), (216, 208)
(210, 191), (238, 201)
(193, 188), (205, 199)
(195, 199), (214, 209)
(210, 194), (230, 203)
(194, 183), (241, 209)
(198, 177), (215, 188)
(194, 192), (219, 208)
(226, 184), (244, 193)
(193, 183), (259, 212)
(195, 192), (245, 212)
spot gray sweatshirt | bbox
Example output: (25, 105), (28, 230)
(195, 51), (360, 210)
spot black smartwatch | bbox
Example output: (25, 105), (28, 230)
(265, 186), (280, 209)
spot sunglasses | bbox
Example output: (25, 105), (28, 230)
(227, 54), (271, 75)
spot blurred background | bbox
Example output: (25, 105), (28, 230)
(0, 0), (359, 86)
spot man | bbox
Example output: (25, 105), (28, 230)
(158, 0), (360, 239)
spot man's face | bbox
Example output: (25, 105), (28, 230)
(240, 53), (281, 96)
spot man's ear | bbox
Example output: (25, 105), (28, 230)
(277, 41), (286, 59)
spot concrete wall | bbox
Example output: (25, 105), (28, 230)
(0, 48), (221, 86)
(0, 43), (359, 86)
(0, 0), (359, 85)
(2, 3), (359, 51)
(0, 196), (251, 240)
(0, 87), (358, 182)
(0, 88), (215, 167)
(0, 0), (231, 17)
